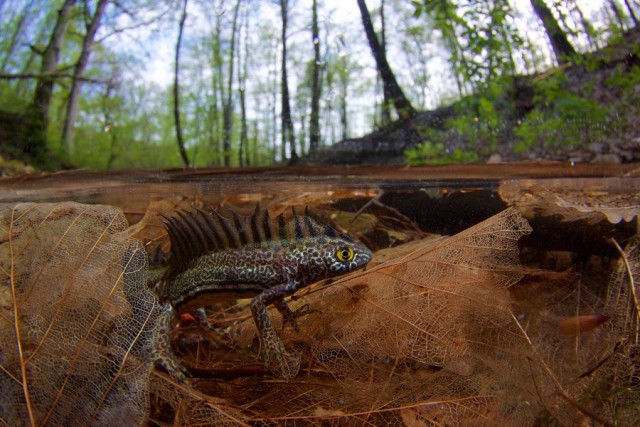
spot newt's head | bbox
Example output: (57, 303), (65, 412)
(323, 236), (372, 275)
(290, 234), (371, 282)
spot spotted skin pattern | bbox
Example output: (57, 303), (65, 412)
(152, 207), (372, 381)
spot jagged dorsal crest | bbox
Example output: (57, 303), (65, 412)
(161, 205), (345, 268)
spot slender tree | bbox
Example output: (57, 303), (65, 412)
(434, 0), (473, 96)
(173, 0), (189, 167)
(530, 0), (577, 62)
(623, 0), (638, 25)
(608, 0), (626, 29)
(22, 0), (77, 169)
(62, 0), (109, 156)
(280, 0), (297, 162)
(272, 48), (278, 163)
(568, 1), (598, 50)
(211, 13), (224, 166)
(222, 0), (241, 167)
(102, 81), (118, 169)
(0, 0), (37, 72)
(337, 62), (349, 140)
(357, 0), (416, 121)
(237, 5), (249, 166)
(379, 0), (392, 123)
(309, 0), (321, 155)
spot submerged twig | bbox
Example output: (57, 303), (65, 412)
(611, 238), (639, 345)
(510, 312), (614, 427)
(8, 208), (36, 427)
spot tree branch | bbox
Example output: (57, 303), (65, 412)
(0, 72), (106, 84)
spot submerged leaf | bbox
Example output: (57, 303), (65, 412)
(499, 179), (640, 224)
(0, 202), (158, 426)
(559, 314), (610, 335)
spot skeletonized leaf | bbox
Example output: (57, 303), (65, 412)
(0, 202), (158, 426)
(499, 179), (640, 224)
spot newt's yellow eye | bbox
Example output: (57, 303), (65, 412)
(336, 247), (355, 262)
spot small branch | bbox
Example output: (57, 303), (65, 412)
(0, 72), (106, 84)
(96, 6), (173, 43)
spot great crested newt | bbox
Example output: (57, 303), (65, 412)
(152, 205), (372, 380)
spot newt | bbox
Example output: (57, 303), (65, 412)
(152, 205), (372, 380)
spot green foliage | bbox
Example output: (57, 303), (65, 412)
(412, 0), (523, 94)
(404, 140), (479, 165)
(606, 65), (640, 99)
(447, 79), (512, 152)
(68, 85), (182, 169)
(514, 74), (609, 153)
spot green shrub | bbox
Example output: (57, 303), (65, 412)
(514, 74), (609, 154)
(404, 140), (479, 165)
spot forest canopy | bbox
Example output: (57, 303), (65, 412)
(0, 0), (638, 171)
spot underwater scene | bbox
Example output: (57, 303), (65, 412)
(0, 164), (638, 426)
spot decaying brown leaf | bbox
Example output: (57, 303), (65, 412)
(559, 314), (610, 335)
(499, 179), (640, 224)
(0, 202), (158, 426)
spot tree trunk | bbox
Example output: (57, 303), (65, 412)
(271, 50), (278, 164)
(21, 0), (76, 169)
(237, 4), (248, 166)
(356, 0), (416, 121)
(529, 0), (577, 63)
(438, 3), (474, 96)
(251, 121), (258, 165)
(212, 15), (224, 166)
(173, 0), (189, 167)
(623, 0), (638, 25)
(0, 0), (36, 72)
(62, 0), (109, 156)
(280, 0), (297, 163)
(102, 82), (117, 169)
(309, 0), (321, 155)
(572, 4), (597, 50)
(339, 74), (348, 141)
(608, 0), (626, 29)
(222, 0), (241, 167)
(379, 0), (392, 124)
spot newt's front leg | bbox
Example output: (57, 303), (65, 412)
(251, 282), (301, 379)
(153, 304), (192, 383)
